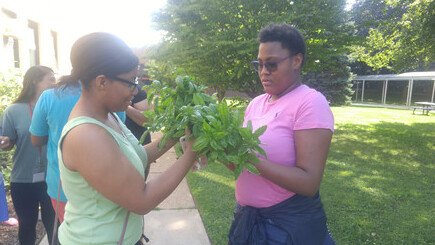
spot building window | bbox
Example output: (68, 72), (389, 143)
(2, 8), (20, 69)
(51, 30), (59, 69)
(27, 20), (40, 66)
(363, 80), (383, 104)
(411, 80), (433, 104)
(2, 36), (20, 69)
(385, 80), (409, 106)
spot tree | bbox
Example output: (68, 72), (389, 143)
(0, 69), (22, 114)
(148, 0), (355, 104)
(351, 0), (435, 73)
(304, 55), (354, 105)
(145, 59), (185, 88)
(0, 69), (22, 189)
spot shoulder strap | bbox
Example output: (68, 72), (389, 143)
(119, 212), (130, 245)
(59, 116), (122, 150)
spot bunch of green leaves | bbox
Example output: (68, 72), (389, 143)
(143, 76), (267, 179)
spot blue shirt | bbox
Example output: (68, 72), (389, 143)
(29, 85), (126, 201)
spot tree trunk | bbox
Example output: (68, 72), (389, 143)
(216, 84), (225, 103)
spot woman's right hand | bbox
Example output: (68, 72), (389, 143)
(0, 136), (11, 150)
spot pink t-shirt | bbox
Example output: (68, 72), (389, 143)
(236, 85), (334, 208)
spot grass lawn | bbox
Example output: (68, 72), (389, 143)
(186, 106), (434, 244)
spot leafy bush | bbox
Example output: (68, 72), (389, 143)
(0, 153), (13, 189)
(145, 60), (187, 88)
(0, 69), (22, 189)
(226, 96), (251, 112)
(303, 55), (354, 106)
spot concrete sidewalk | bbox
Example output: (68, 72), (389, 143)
(143, 143), (210, 245)
(40, 133), (210, 245)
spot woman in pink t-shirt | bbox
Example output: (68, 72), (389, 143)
(228, 24), (335, 245)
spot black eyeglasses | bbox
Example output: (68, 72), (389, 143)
(251, 55), (292, 73)
(112, 76), (138, 92)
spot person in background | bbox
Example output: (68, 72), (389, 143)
(227, 23), (335, 244)
(0, 66), (58, 244)
(57, 32), (198, 244)
(29, 73), (126, 224)
(125, 86), (153, 178)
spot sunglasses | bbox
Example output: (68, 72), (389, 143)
(112, 76), (139, 92)
(251, 55), (292, 73)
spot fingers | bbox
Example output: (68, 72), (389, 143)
(0, 136), (10, 149)
(184, 127), (192, 138)
(181, 128), (197, 156)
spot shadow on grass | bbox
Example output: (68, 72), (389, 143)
(186, 163), (236, 245)
(323, 121), (434, 244)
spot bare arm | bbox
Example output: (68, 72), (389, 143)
(30, 134), (48, 147)
(254, 129), (333, 196)
(125, 106), (148, 126)
(144, 137), (178, 165)
(125, 99), (153, 126)
(133, 98), (153, 111)
(61, 124), (197, 215)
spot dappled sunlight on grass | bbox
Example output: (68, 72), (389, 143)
(322, 106), (434, 244)
(189, 167), (235, 189)
(338, 170), (353, 176)
(354, 179), (387, 197)
(186, 163), (236, 245)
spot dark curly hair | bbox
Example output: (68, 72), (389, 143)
(258, 23), (306, 67)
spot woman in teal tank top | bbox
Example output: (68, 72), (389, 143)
(56, 33), (198, 245)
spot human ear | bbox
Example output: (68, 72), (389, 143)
(95, 75), (106, 90)
(292, 53), (303, 70)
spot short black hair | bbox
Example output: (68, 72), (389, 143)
(258, 23), (306, 67)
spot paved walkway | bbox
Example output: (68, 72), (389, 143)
(40, 132), (210, 245)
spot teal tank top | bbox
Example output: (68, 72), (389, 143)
(58, 115), (148, 244)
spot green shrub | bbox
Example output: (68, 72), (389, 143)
(0, 69), (22, 189)
(226, 96), (251, 111)
(303, 55), (354, 106)
(0, 69), (22, 114)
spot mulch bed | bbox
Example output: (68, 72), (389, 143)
(0, 191), (46, 245)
